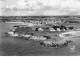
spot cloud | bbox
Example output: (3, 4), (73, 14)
(0, 0), (80, 16)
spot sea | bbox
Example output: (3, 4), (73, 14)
(0, 22), (80, 56)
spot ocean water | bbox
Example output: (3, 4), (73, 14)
(0, 23), (80, 56)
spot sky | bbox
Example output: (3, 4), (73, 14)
(0, 0), (80, 16)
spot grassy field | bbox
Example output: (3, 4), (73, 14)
(0, 22), (80, 56)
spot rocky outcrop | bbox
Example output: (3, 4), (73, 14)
(6, 22), (78, 48)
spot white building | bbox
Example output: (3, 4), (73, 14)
(38, 28), (43, 31)
(56, 28), (61, 31)
(49, 28), (56, 31)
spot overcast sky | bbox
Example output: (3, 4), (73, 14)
(0, 0), (80, 16)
